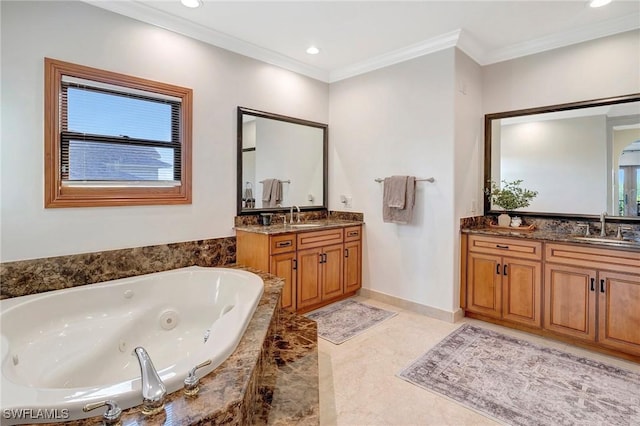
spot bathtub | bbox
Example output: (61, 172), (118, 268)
(0, 266), (264, 424)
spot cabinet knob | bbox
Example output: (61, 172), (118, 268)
(600, 279), (605, 293)
(276, 240), (292, 248)
(590, 278), (595, 292)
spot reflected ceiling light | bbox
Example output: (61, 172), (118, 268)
(181, 0), (201, 8)
(306, 46), (320, 55)
(589, 0), (612, 7)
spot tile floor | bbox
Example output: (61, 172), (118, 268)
(318, 295), (640, 426)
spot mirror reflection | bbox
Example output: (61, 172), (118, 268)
(486, 95), (640, 219)
(237, 107), (327, 214)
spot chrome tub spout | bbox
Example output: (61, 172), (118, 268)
(133, 347), (166, 416)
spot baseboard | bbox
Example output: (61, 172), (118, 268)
(358, 288), (462, 323)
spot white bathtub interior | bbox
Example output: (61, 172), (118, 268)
(0, 266), (264, 423)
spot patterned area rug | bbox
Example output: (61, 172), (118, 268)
(398, 324), (640, 426)
(305, 299), (397, 344)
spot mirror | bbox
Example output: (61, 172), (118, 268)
(485, 94), (640, 220)
(237, 107), (328, 214)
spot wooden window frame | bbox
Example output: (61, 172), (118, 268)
(44, 58), (192, 208)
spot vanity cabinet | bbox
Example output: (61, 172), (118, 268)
(544, 243), (640, 356)
(462, 234), (640, 360)
(296, 228), (347, 311)
(237, 231), (298, 311)
(344, 226), (363, 294)
(466, 235), (542, 328)
(237, 224), (362, 313)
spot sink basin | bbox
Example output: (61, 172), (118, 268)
(572, 236), (640, 247)
(289, 223), (324, 228)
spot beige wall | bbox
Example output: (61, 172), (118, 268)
(483, 30), (640, 114)
(0, 1), (329, 261)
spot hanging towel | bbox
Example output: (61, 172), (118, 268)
(383, 176), (416, 224)
(271, 179), (283, 207)
(261, 179), (283, 207)
(262, 179), (276, 206)
(384, 175), (408, 208)
(244, 183), (253, 201)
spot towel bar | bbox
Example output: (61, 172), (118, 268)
(374, 177), (434, 183)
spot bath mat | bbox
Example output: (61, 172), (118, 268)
(397, 324), (640, 426)
(305, 299), (397, 344)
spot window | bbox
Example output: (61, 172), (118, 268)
(45, 58), (192, 207)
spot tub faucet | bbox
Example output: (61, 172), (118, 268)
(133, 347), (166, 416)
(600, 212), (607, 237)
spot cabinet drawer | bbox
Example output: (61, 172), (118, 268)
(270, 233), (297, 255)
(469, 235), (542, 260)
(344, 226), (362, 242)
(297, 228), (344, 250)
(546, 243), (640, 275)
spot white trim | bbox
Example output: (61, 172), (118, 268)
(82, 1), (639, 83)
(83, 0), (330, 82)
(358, 288), (462, 323)
(483, 14), (640, 66)
(329, 30), (461, 83)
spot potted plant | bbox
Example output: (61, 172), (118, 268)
(486, 179), (538, 227)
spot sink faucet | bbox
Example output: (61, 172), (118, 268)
(133, 347), (166, 416)
(600, 212), (607, 237)
(290, 205), (301, 223)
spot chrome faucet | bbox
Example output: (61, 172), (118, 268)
(290, 205), (301, 223)
(600, 212), (607, 237)
(133, 347), (166, 416)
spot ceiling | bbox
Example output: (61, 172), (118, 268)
(86, 1), (640, 83)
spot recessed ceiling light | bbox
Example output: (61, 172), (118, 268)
(306, 46), (320, 55)
(589, 0), (612, 7)
(181, 0), (201, 8)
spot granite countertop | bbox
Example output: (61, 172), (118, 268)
(462, 227), (640, 251)
(235, 219), (364, 235)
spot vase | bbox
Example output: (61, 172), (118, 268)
(498, 213), (511, 227)
(510, 216), (522, 227)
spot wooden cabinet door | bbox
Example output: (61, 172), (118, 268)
(271, 252), (297, 312)
(597, 271), (640, 355)
(467, 252), (502, 319)
(344, 240), (362, 294)
(544, 264), (597, 341)
(321, 243), (344, 301)
(296, 247), (323, 309)
(502, 257), (541, 328)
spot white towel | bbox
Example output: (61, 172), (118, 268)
(383, 176), (416, 224)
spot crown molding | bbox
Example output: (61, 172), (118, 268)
(482, 13), (640, 66)
(329, 30), (462, 83)
(83, 1), (639, 83)
(83, 0), (330, 82)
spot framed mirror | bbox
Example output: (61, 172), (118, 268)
(237, 107), (328, 215)
(485, 94), (640, 221)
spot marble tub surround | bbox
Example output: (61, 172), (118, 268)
(234, 210), (363, 227)
(0, 237), (235, 299)
(257, 311), (319, 425)
(30, 266), (284, 426)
